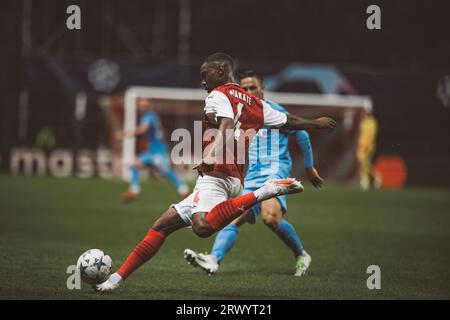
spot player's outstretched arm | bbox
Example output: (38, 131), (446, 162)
(306, 167), (324, 188)
(283, 114), (336, 131)
(262, 102), (335, 131)
(116, 123), (150, 140)
(294, 130), (314, 169)
(293, 130), (324, 188)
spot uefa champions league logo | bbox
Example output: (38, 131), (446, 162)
(437, 75), (450, 108)
(88, 59), (121, 93)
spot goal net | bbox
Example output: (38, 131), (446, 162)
(121, 86), (372, 185)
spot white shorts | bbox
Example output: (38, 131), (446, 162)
(172, 175), (243, 225)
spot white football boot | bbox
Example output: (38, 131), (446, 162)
(184, 249), (219, 276)
(96, 273), (122, 293)
(254, 178), (304, 202)
(294, 251), (312, 277)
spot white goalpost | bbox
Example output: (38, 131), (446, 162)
(122, 86), (372, 181)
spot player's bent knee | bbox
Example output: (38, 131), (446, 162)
(191, 212), (214, 238)
(150, 208), (186, 235)
(192, 223), (213, 238)
(262, 214), (280, 230)
(134, 158), (145, 169)
(152, 217), (165, 230)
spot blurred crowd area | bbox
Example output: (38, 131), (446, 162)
(0, 0), (449, 187)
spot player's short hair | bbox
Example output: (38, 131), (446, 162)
(204, 52), (234, 69)
(239, 70), (264, 84)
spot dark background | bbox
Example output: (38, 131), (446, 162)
(2, 0), (449, 67)
(1, 0), (450, 186)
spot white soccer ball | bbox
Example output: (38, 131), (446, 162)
(76, 249), (112, 285)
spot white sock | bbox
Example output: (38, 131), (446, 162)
(177, 184), (189, 195)
(109, 272), (123, 285)
(253, 184), (276, 202)
(130, 185), (140, 194)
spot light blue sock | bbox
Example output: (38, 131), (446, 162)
(129, 166), (140, 193)
(162, 168), (186, 190)
(211, 224), (239, 263)
(275, 219), (305, 257)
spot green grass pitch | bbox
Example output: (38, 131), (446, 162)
(0, 175), (449, 299)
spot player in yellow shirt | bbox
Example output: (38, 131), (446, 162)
(357, 111), (380, 190)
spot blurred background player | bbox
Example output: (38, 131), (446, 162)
(184, 70), (325, 276)
(117, 97), (189, 202)
(357, 110), (380, 190)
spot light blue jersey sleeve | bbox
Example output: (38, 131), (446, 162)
(139, 112), (167, 154)
(293, 130), (314, 169)
(140, 112), (155, 128)
(265, 100), (315, 169)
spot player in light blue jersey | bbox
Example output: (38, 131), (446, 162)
(184, 71), (324, 276)
(118, 98), (189, 203)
